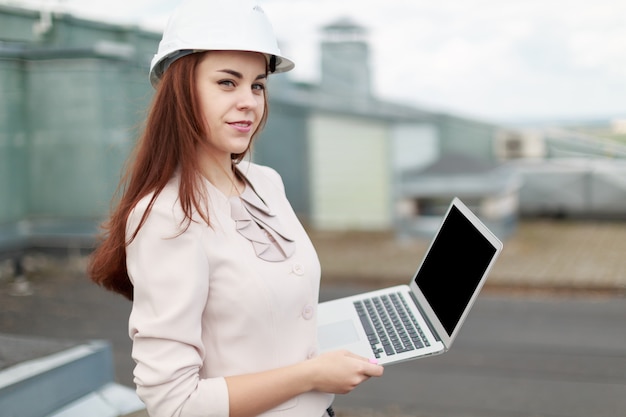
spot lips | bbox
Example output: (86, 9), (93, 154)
(229, 120), (252, 127)
(228, 120), (253, 133)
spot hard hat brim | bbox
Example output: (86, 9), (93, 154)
(149, 49), (294, 88)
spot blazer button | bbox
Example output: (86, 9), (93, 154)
(307, 348), (318, 359)
(292, 263), (304, 276)
(302, 304), (314, 320)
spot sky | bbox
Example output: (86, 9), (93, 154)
(5, 0), (626, 124)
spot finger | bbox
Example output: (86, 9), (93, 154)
(345, 351), (380, 365)
(367, 362), (385, 377)
(343, 351), (369, 361)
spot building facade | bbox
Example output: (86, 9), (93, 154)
(0, 5), (509, 253)
(0, 4), (158, 250)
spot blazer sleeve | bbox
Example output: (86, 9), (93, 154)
(126, 196), (229, 417)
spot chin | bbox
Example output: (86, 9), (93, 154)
(231, 140), (252, 154)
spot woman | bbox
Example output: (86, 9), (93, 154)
(88, 1), (383, 416)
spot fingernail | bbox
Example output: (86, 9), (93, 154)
(369, 358), (379, 364)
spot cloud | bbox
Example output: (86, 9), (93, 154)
(17, 0), (625, 121)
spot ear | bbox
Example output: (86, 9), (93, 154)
(269, 55), (277, 73)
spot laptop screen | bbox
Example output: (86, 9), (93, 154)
(414, 205), (498, 336)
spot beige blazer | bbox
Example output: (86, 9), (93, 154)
(126, 162), (333, 417)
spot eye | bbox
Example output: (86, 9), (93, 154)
(218, 79), (236, 88)
(252, 82), (266, 92)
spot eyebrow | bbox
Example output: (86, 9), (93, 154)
(218, 69), (267, 81)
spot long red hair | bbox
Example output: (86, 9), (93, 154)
(88, 52), (269, 300)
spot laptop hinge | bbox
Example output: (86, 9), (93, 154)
(409, 291), (442, 342)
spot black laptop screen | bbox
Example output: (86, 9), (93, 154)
(414, 205), (497, 336)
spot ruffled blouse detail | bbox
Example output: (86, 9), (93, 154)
(228, 184), (296, 262)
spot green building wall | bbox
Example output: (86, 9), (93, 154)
(437, 113), (499, 163)
(26, 58), (133, 219)
(0, 5), (157, 248)
(0, 58), (27, 226)
(255, 97), (311, 220)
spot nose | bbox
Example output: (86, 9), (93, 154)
(236, 87), (260, 111)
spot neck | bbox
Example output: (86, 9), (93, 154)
(199, 155), (243, 197)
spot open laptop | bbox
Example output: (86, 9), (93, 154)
(317, 197), (503, 365)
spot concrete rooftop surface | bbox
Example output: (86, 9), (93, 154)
(309, 219), (626, 295)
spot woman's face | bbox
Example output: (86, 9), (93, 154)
(195, 50), (267, 161)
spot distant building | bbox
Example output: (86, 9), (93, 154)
(257, 18), (513, 236)
(0, 4), (159, 253)
(492, 123), (626, 219)
(0, 4), (515, 256)
(511, 158), (626, 219)
(257, 18), (440, 231)
(397, 153), (521, 239)
(495, 130), (546, 160)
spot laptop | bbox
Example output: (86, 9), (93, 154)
(317, 197), (503, 365)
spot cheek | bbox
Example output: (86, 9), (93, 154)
(197, 86), (219, 116)
(255, 96), (266, 118)
(199, 97), (218, 124)
(257, 96), (266, 111)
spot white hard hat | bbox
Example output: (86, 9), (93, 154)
(149, 0), (295, 87)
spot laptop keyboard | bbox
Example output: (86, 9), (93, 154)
(353, 292), (430, 359)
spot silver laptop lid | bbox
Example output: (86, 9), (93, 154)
(408, 197), (503, 349)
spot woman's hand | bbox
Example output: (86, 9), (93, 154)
(225, 350), (383, 417)
(306, 350), (384, 394)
